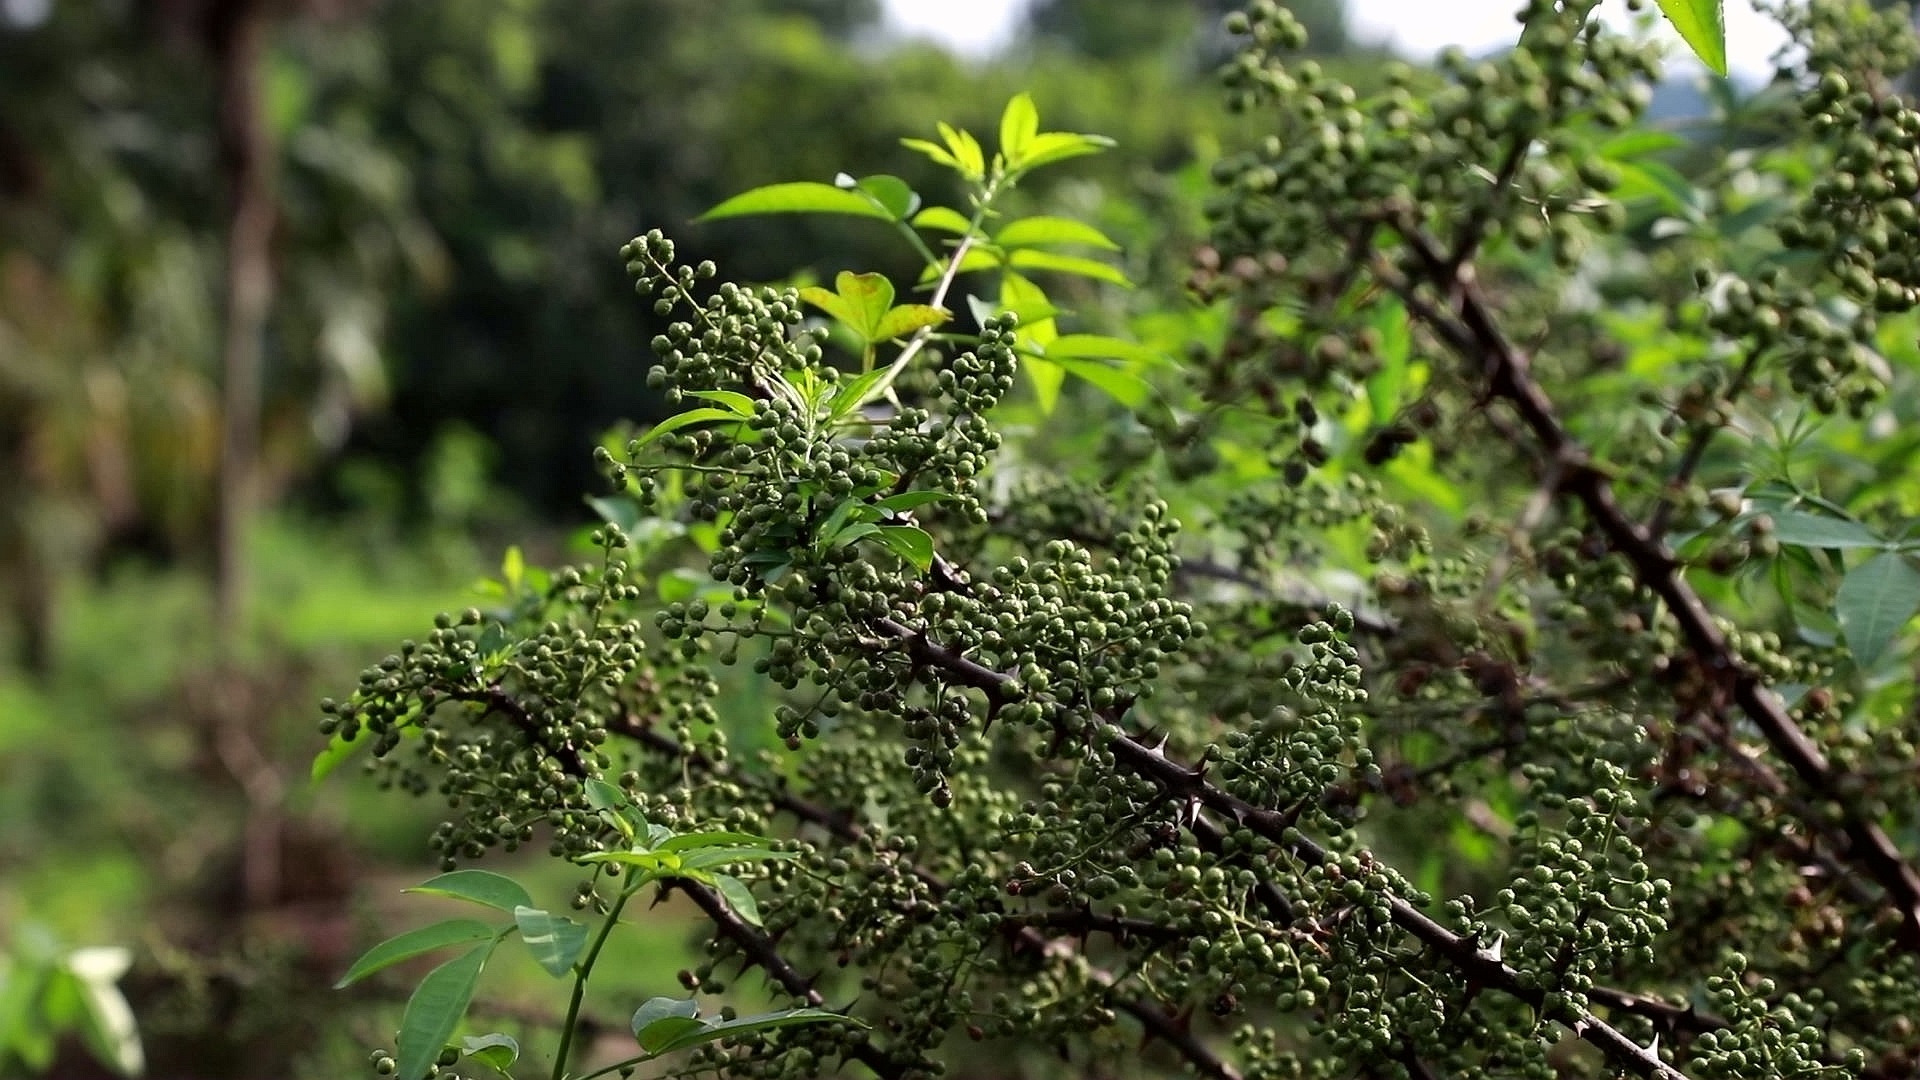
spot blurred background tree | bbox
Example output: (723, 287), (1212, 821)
(0, 2), (1317, 1074)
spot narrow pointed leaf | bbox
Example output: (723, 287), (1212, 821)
(648, 1007), (853, 1056)
(1653, 0), (1727, 75)
(1015, 131), (1115, 172)
(1044, 334), (1161, 365)
(875, 490), (951, 515)
(406, 870), (533, 914)
(711, 874), (765, 927)
(698, 182), (893, 222)
(900, 137), (962, 172)
(395, 945), (491, 1080)
(311, 726), (371, 782)
(872, 526), (935, 573)
(1765, 510), (1885, 550)
(999, 92), (1040, 164)
(1025, 357), (1066, 415)
(336, 919), (500, 988)
(632, 408), (750, 452)
(678, 847), (801, 872)
(512, 907), (589, 977)
(936, 121), (986, 180)
(583, 777), (629, 812)
(1836, 552), (1920, 668)
(657, 829), (784, 854)
(826, 367), (892, 423)
(1052, 357), (1152, 408)
(684, 389), (757, 417)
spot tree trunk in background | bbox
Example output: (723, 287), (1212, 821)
(210, 0), (274, 657)
(208, 0), (285, 913)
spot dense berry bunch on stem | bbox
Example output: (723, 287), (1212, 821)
(329, 4), (1920, 1079)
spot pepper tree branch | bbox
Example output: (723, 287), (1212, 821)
(868, 617), (1690, 1080)
(1380, 220), (1920, 953)
(609, 715), (1244, 1080)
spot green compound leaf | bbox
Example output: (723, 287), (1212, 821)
(800, 271), (895, 342)
(395, 945), (491, 1080)
(1651, 0), (1727, 76)
(335, 919), (501, 988)
(697, 181), (894, 222)
(512, 906), (588, 978)
(406, 870), (534, 915)
(1836, 551), (1920, 669)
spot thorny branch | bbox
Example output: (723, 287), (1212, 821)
(1380, 220), (1920, 953)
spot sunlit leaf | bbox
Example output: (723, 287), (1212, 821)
(1652, 0), (1728, 76)
(1007, 249), (1132, 287)
(1025, 357), (1066, 415)
(994, 216), (1120, 251)
(1051, 357), (1151, 408)
(684, 389), (757, 417)
(631, 408), (751, 452)
(911, 206), (974, 235)
(698, 182), (893, 222)
(1014, 131), (1115, 172)
(999, 92), (1040, 165)
(936, 121), (986, 180)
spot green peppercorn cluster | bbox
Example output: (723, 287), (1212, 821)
(326, 4), (1920, 1079)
